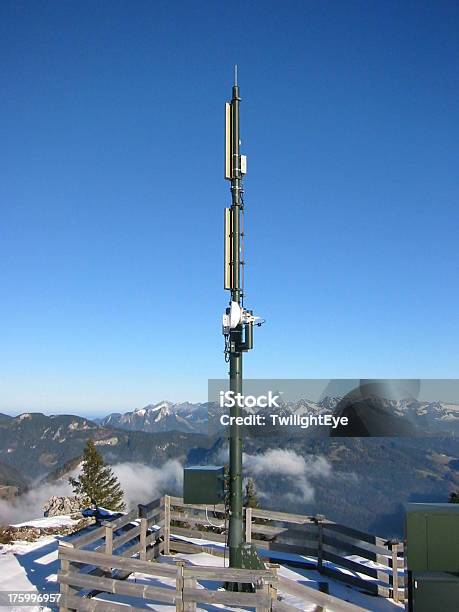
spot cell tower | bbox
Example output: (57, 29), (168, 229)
(222, 66), (263, 569)
(184, 68), (263, 572)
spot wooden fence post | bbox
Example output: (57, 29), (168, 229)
(164, 494), (171, 555)
(59, 557), (70, 612)
(183, 575), (197, 612)
(315, 515), (324, 574)
(138, 503), (147, 560)
(255, 579), (270, 612)
(175, 560), (185, 612)
(266, 563), (279, 611)
(105, 525), (113, 555)
(140, 517), (148, 561)
(245, 506), (252, 543)
(391, 540), (399, 603)
(104, 525), (113, 574)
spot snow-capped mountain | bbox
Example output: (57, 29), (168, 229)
(100, 401), (214, 434)
(391, 399), (459, 431)
(99, 397), (459, 436)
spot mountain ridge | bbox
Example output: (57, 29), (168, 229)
(97, 397), (459, 436)
(1, 405), (459, 537)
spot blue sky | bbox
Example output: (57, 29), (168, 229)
(1, 1), (458, 416)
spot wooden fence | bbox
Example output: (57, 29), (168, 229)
(167, 496), (405, 603)
(58, 544), (278, 612)
(57, 495), (404, 611)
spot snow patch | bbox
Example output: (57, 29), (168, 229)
(94, 437), (118, 446)
(0, 524), (403, 612)
(12, 515), (77, 529)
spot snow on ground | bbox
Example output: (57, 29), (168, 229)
(93, 549), (402, 612)
(0, 536), (58, 611)
(166, 533), (403, 611)
(0, 516), (81, 611)
(12, 515), (78, 529)
(0, 518), (404, 612)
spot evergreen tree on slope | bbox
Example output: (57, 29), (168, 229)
(69, 439), (125, 511)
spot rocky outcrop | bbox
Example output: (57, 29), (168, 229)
(43, 494), (88, 517)
(0, 517), (94, 544)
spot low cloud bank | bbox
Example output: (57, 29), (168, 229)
(112, 460), (183, 507)
(243, 449), (331, 503)
(0, 460), (183, 525)
(214, 446), (332, 503)
(0, 479), (74, 525)
(0, 451), (330, 524)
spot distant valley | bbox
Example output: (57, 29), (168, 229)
(1, 399), (459, 537)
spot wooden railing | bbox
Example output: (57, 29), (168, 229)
(58, 497), (165, 611)
(168, 496), (405, 603)
(58, 494), (404, 610)
(58, 545), (279, 612)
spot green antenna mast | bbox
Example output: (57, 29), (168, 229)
(223, 66), (263, 569)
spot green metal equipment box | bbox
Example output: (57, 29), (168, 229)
(411, 572), (459, 612)
(183, 465), (225, 505)
(406, 503), (459, 572)
(406, 503), (459, 611)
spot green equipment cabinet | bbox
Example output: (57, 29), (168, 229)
(411, 572), (459, 612)
(405, 503), (459, 611)
(183, 465), (225, 505)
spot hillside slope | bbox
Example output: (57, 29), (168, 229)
(0, 461), (28, 494)
(0, 413), (212, 479)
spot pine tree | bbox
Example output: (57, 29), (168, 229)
(449, 491), (459, 504)
(244, 478), (260, 508)
(69, 439), (125, 511)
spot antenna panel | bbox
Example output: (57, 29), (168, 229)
(225, 102), (232, 179)
(224, 207), (232, 289)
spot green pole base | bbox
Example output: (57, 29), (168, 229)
(225, 542), (266, 591)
